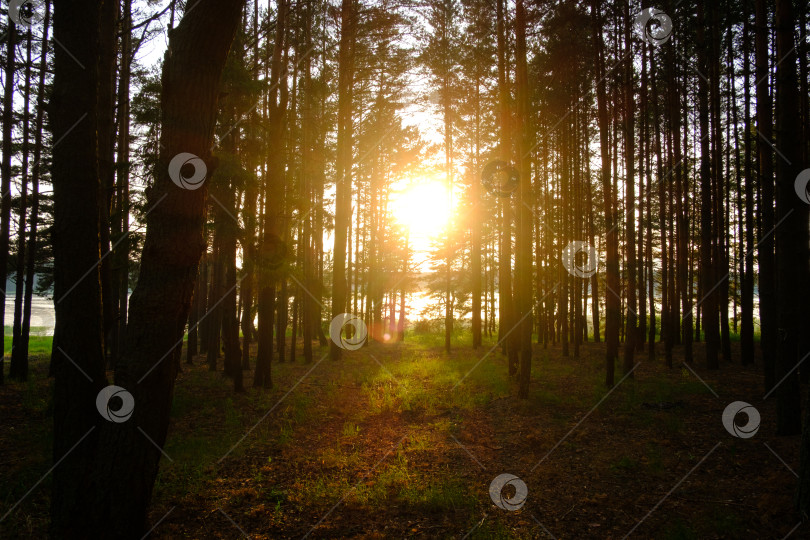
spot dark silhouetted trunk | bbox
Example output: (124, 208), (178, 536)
(9, 25), (33, 380)
(592, 0), (619, 386)
(755, 0), (776, 388)
(330, 0), (356, 361)
(19, 0), (51, 370)
(696, 0), (719, 370)
(0, 17), (17, 384)
(49, 1), (243, 535)
(773, 0), (803, 436)
(622, 0), (637, 376)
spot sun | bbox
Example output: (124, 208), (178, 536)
(390, 178), (451, 241)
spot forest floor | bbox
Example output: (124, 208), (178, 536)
(1, 332), (805, 539)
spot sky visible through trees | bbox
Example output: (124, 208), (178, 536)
(1, 0), (810, 537)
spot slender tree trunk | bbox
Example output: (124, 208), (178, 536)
(187, 265), (200, 364)
(398, 235), (407, 341)
(740, 1), (755, 365)
(697, 0), (719, 370)
(755, 0), (776, 388)
(238, 0), (262, 374)
(471, 79), (482, 349)
(219, 113), (243, 391)
(592, 0), (619, 386)
(276, 278), (287, 362)
(495, 0), (517, 374)
(19, 0), (51, 369)
(0, 19), (17, 383)
(515, 0), (532, 398)
(709, 0), (731, 365)
(637, 49), (648, 352)
(9, 26), (33, 380)
(115, 0), (132, 365)
(96, 0), (117, 363)
(330, 0), (356, 361)
(256, 0), (288, 385)
(651, 46), (668, 363)
(622, 0), (637, 376)
(197, 254), (209, 355)
(206, 237), (223, 371)
(301, 7), (315, 363)
(586, 138), (600, 344)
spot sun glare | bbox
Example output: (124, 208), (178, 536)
(390, 179), (451, 242)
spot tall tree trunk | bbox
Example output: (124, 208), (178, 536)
(256, 0), (288, 385)
(19, 0), (51, 369)
(515, 0), (532, 398)
(622, 0), (637, 376)
(219, 113), (243, 391)
(740, 1), (755, 366)
(592, 0), (619, 387)
(709, 0), (731, 365)
(495, 0), (516, 374)
(663, 27), (691, 366)
(444, 93), (453, 355)
(9, 26), (33, 380)
(696, 0), (719, 370)
(637, 48), (648, 352)
(240, 0), (261, 373)
(651, 45), (668, 364)
(773, 0), (803, 436)
(49, 1), (244, 535)
(49, 0), (107, 532)
(96, 0), (117, 363)
(222, 210), (243, 391)
(330, 0), (356, 361)
(115, 0), (133, 364)
(471, 76), (482, 349)
(755, 0), (776, 388)
(0, 18), (17, 383)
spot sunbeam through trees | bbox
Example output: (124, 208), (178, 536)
(1, 0), (810, 537)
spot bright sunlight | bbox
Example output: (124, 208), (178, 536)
(390, 177), (452, 245)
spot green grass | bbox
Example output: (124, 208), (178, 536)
(3, 329), (52, 356)
(398, 475), (476, 512)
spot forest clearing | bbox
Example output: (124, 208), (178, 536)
(1, 334), (801, 538)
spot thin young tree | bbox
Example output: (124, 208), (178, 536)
(591, 0), (620, 387)
(330, 0), (357, 361)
